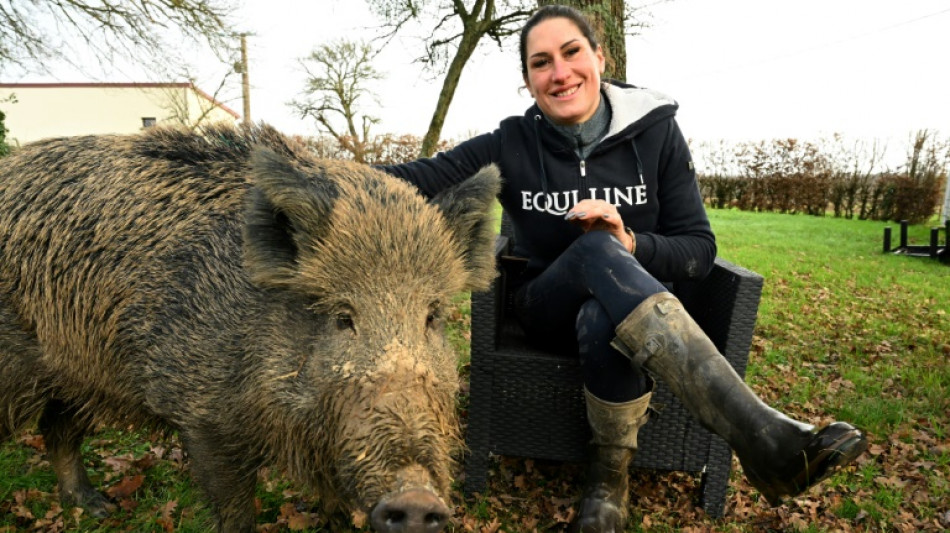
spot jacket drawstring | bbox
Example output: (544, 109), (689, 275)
(631, 138), (645, 185)
(533, 114), (550, 196)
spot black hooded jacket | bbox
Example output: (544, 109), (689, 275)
(381, 81), (716, 283)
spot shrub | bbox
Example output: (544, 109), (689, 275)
(696, 132), (948, 223)
(874, 172), (944, 224)
(0, 109), (10, 157)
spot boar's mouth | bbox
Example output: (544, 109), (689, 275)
(287, 359), (461, 525)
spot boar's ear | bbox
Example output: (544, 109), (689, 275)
(430, 164), (501, 291)
(244, 147), (338, 286)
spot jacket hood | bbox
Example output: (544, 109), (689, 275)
(601, 81), (678, 139)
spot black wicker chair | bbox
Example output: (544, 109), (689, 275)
(464, 218), (764, 517)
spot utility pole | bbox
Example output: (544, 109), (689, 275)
(240, 33), (251, 126)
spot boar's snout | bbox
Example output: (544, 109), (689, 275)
(370, 488), (450, 533)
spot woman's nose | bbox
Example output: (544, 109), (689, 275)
(551, 57), (570, 82)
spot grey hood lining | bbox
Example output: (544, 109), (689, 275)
(602, 83), (677, 139)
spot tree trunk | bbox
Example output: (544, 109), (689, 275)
(540, 0), (626, 81)
(419, 30), (482, 157)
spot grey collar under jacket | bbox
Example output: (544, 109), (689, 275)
(544, 90), (611, 160)
(539, 81), (677, 147)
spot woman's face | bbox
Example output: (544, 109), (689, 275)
(523, 17), (605, 126)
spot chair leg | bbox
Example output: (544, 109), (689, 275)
(463, 365), (492, 495)
(463, 447), (489, 494)
(699, 435), (732, 518)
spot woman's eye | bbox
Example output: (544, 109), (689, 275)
(565, 46), (580, 57)
(531, 58), (549, 69)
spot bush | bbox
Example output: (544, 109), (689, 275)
(699, 171), (943, 223)
(696, 131), (948, 223)
(873, 172), (945, 224)
(0, 109), (10, 157)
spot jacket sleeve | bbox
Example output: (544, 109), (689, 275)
(634, 120), (717, 281)
(376, 132), (499, 198)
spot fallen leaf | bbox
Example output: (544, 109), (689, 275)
(287, 511), (315, 530)
(351, 509), (368, 529)
(19, 433), (45, 451)
(156, 500), (178, 533)
(480, 517), (501, 533)
(105, 474), (144, 499)
(103, 454), (134, 473)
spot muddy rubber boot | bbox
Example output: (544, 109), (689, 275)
(569, 387), (652, 533)
(611, 292), (867, 506)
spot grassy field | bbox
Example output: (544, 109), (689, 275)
(1, 209), (948, 532)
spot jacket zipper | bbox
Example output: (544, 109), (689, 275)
(579, 159), (588, 199)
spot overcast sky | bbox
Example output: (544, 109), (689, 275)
(236, 0), (950, 157)
(14, 1), (950, 164)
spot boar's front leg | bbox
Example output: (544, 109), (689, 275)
(181, 428), (259, 533)
(39, 399), (114, 518)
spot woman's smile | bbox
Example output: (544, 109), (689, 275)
(552, 84), (581, 98)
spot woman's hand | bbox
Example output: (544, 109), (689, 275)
(565, 199), (636, 253)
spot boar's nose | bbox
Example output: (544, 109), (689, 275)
(370, 488), (451, 533)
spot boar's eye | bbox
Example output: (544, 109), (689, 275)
(335, 312), (355, 332)
(426, 303), (442, 329)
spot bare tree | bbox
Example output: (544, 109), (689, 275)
(0, 0), (236, 75)
(161, 75), (240, 130)
(289, 40), (384, 164)
(906, 129), (950, 183)
(368, 0), (535, 157)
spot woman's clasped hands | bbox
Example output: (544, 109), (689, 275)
(565, 199), (635, 253)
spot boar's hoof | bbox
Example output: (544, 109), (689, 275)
(62, 487), (115, 519)
(370, 488), (450, 533)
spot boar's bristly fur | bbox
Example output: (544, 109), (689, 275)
(0, 123), (501, 532)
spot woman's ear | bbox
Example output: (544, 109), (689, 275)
(596, 45), (606, 75)
(523, 77), (534, 98)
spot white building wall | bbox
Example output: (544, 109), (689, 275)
(0, 84), (239, 147)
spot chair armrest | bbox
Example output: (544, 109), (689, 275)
(493, 234), (510, 257)
(676, 257), (764, 376)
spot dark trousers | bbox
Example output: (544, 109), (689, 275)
(513, 231), (668, 403)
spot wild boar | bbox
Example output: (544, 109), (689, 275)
(0, 124), (500, 532)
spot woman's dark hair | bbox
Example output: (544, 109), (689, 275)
(519, 4), (600, 77)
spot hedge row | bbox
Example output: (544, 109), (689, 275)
(698, 172), (945, 224)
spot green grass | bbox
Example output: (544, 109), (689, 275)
(2, 209), (948, 532)
(710, 210), (949, 434)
